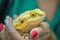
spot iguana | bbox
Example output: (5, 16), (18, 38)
(13, 9), (46, 34)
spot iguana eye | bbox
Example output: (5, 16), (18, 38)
(18, 19), (24, 23)
(32, 14), (35, 16)
(21, 20), (24, 23)
(30, 11), (37, 17)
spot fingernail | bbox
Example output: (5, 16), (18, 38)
(0, 23), (3, 32)
(30, 30), (38, 38)
(4, 16), (10, 25)
(5, 20), (9, 25)
(6, 16), (10, 20)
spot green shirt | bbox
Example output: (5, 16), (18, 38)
(48, 2), (60, 40)
(0, 0), (3, 9)
(0, 0), (2, 7)
(9, 0), (38, 18)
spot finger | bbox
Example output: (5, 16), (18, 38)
(0, 25), (5, 40)
(30, 27), (44, 39)
(5, 16), (12, 25)
(40, 22), (50, 32)
(13, 14), (18, 19)
(0, 23), (3, 32)
(4, 15), (17, 33)
(30, 26), (50, 40)
(30, 22), (50, 40)
(4, 16), (15, 32)
(37, 22), (50, 40)
(48, 31), (56, 40)
(4, 16), (23, 40)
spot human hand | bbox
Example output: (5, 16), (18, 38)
(4, 15), (56, 40)
(4, 15), (31, 40)
(30, 22), (56, 40)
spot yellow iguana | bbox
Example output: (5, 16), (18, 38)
(13, 9), (46, 35)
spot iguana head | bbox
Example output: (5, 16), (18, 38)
(13, 9), (46, 33)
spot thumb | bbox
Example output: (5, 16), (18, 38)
(40, 22), (50, 32)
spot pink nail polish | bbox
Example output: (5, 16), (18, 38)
(0, 23), (3, 32)
(31, 30), (38, 38)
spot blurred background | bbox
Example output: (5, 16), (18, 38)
(0, 0), (60, 40)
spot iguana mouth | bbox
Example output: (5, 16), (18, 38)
(16, 22), (40, 34)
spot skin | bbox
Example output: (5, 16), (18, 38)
(37, 0), (58, 21)
(1, 18), (56, 40)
